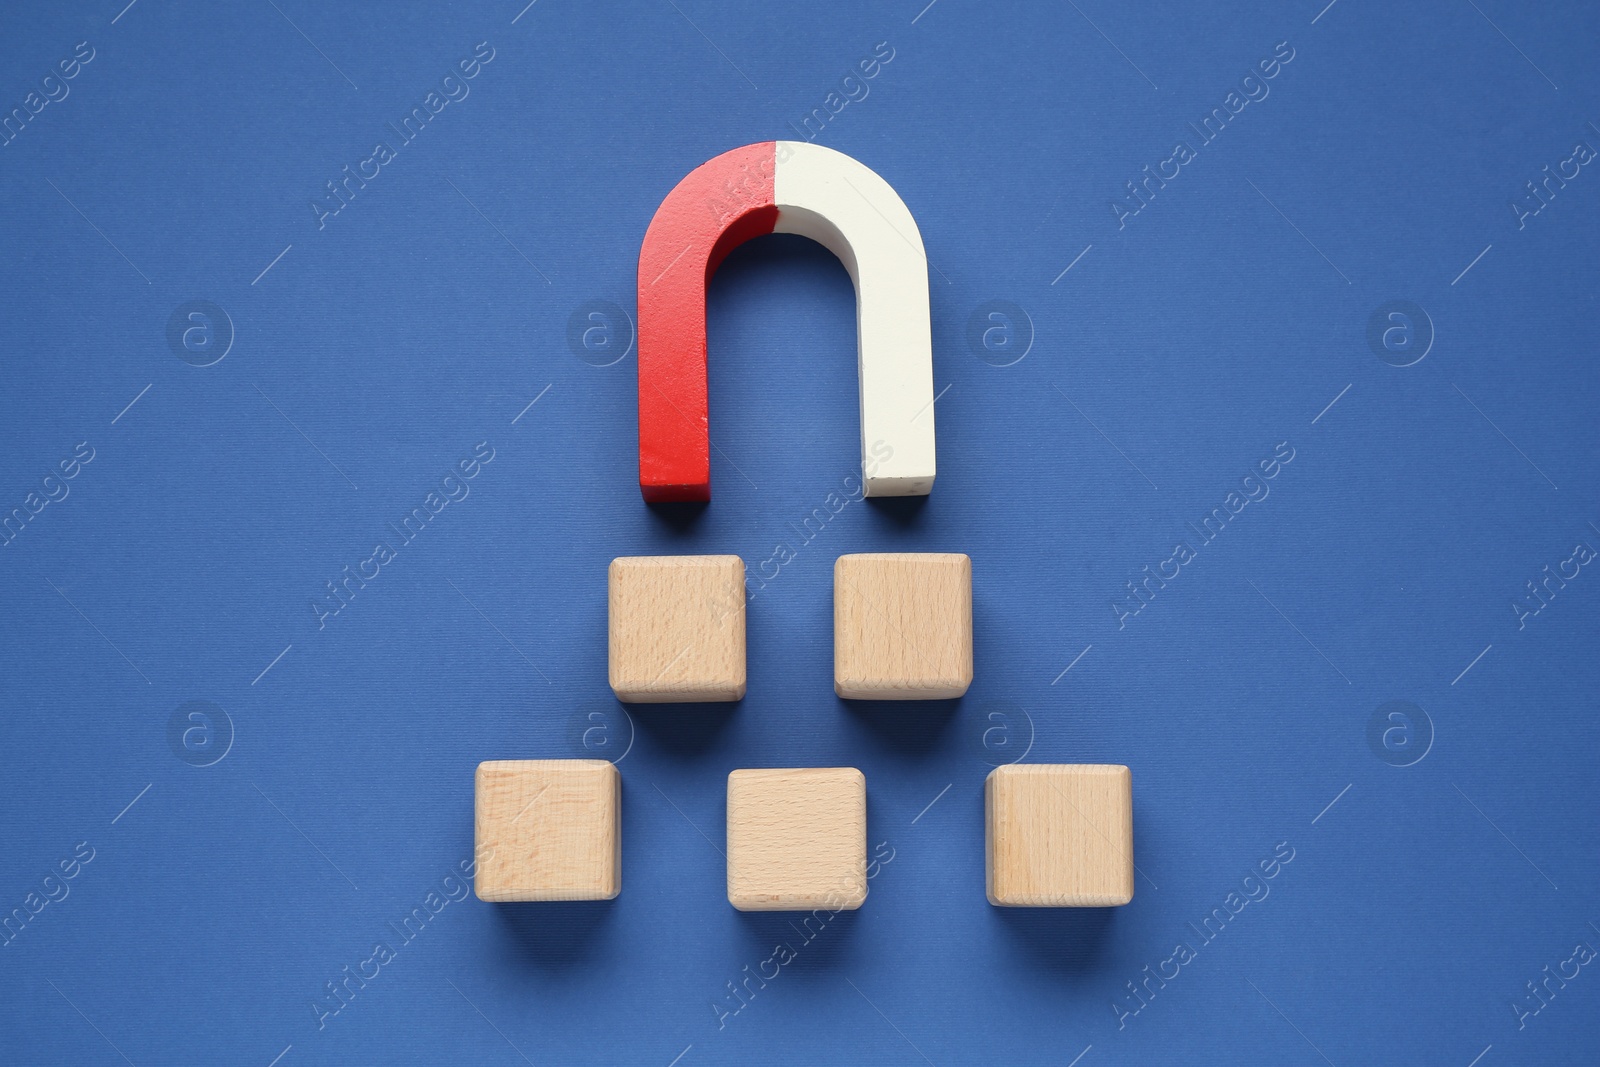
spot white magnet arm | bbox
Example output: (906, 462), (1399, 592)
(773, 141), (936, 497)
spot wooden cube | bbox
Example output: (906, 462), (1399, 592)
(834, 552), (972, 699)
(986, 764), (1133, 907)
(474, 760), (620, 902)
(726, 768), (867, 912)
(609, 555), (746, 702)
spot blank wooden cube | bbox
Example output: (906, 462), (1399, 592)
(474, 760), (620, 902)
(609, 555), (746, 702)
(726, 768), (866, 912)
(834, 552), (972, 699)
(986, 764), (1134, 907)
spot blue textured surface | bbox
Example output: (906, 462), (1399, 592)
(2, 2), (1597, 1064)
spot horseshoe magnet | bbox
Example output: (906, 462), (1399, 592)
(635, 141), (936, 503)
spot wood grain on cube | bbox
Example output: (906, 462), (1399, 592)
(608, 555), (746, 702)
(726, 767), (867, 912)
(986, 764), (1134, 907)
(474, 760), (620, 902)
(834, 552), (972, 699)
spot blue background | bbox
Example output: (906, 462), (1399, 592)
(2, 1), (1597, 1064)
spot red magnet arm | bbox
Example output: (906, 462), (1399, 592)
(635, 142), (779, 503)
